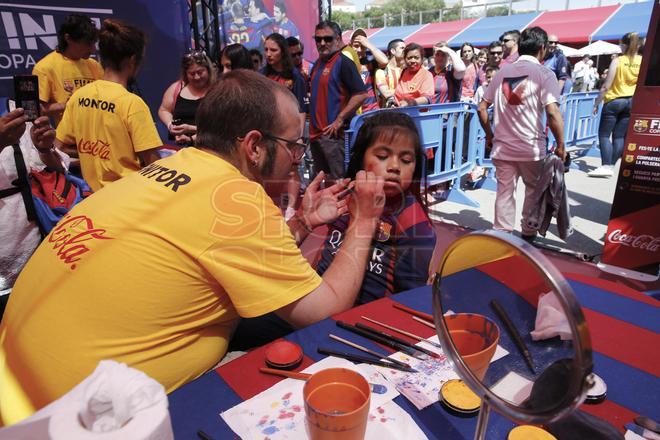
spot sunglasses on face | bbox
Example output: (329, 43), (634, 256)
(261, 131), (308, 161)
(490, 51), (503, 56)
(314, 35), (335, 44)
(502, 38), (514, 43)
(290, 51), (303, 57)
(548, 41), (559, 45)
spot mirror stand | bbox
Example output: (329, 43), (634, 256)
(474, 400), (490, 440)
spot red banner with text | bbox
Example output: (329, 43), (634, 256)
(602, 2), (660, 275)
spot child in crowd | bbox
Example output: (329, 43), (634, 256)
(474, 65), (498, 105)
(316, 111), (436, 304)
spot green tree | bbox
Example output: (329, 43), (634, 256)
(486, 6), (510, 17)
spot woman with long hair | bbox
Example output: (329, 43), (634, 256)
(459, 42), (479, 102)
(394, 43), (434, 107)
(158, 50), (215, 146)
(589, 32), (643, 178)
(55, 19), (162, 192)
(262, 33), (307, 122)
(219, 43), (253, 73)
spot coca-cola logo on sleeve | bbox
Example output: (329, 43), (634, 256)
(607, 229), (660, 253)
(78, 138), (110, 159)
(48, 215), (113, 269)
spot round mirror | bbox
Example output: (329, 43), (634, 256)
(432, 230), (593, 428)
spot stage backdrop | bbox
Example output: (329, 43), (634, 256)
(217, 0), (319, 61)
(601, 2), (659, 277)
(0, 0), (190, 138)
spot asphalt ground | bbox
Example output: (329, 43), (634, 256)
(428, 148), (618, 260)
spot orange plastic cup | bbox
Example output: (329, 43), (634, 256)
(303, 368), (371, 440)
(445, 313), (500, 380)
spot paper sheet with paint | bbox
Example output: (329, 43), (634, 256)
(221, 356), (427, 439)
(374, 335), (509, 410)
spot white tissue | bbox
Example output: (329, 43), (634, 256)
(530, 291), (572, 341)
(0, 360), (173, 440)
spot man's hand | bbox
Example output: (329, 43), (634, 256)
(322, 116), (344, 139)
(349, 170), (385, 223)
(300, 171), (350, 229)
(0, 108), (27, 147)
(30, 116), (56, 151)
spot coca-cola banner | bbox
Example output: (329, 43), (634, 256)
(602, 2), (660, 276)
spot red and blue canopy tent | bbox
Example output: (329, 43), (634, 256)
(342, 1), (653, 49)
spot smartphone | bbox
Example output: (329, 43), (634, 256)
(13, 75), (40, 121)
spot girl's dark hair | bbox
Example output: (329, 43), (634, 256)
(346, 111), (428, 216)
(220, 44), (253, 72)
(57, 14), (98, 52)
(98, 19), (146, 71)
(180, 50), (216, 85)
(263, 33), (295, 78)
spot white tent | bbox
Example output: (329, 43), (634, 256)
(557, 43), (581, 57)
(578, 40), (622, 56)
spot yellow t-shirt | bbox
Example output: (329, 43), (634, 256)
(56, 80), (162, 192)
(605, 54), (642, 103)
(0, 148), (322, 426)
(32, 51), (104, 125)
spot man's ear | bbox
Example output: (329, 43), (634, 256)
(241, 130), (264, 165)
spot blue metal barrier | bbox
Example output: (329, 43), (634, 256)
(549, 92), (603, 157)
(344, 103), (482, 207)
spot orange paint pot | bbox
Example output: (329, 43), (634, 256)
(303, 368), (371, 440)
(446, 313), (500, 381)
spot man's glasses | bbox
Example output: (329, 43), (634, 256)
(314, 35), (335, 44)
(502, 38), (514, 43)
(261, 131), (308, 161)
(548, 41), (559, 45)
(290, 51), (303, 57)
(490, 51), (503, 56)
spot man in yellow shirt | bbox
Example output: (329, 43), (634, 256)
(32, 14), (104, 126)
(0, 70), (385, 426)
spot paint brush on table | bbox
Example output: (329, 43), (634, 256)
(259, 367), (388, 394)
(361, 316), (444, 349)
(329, 333), (414, 370)
(317, 348), (418, 373)
(490, 299), (535, 374)
(412, 315), (435, 328)
(354, 322), (441, 359)
(392, 302), (434, 322)
(336, 321), (430, 361)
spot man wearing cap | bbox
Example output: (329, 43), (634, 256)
(309, 21), (368, 181)
(543, 35), (571, 94)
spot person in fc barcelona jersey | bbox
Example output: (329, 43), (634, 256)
(273, 1), (299, 39)
(309, 21), (368, 181)
(243, 0), (274, 51)
(55, 19), (161, 192)
(287, 37), (313, 85)
(32, 14), (103, 126)
(348, 29), (389, 113)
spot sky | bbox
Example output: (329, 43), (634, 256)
(345, 0), (638, 13)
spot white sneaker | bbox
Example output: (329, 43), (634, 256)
(588, 166), (613, 178)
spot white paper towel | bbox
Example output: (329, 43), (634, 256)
(0, 360), (173, 440)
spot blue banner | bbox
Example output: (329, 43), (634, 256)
(0, 0), (190, 136)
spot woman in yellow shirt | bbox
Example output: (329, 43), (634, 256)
(55, 19), (162, 191)
(590, 32), (643, 178)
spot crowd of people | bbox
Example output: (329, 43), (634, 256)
(0, 10), (643, 426)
